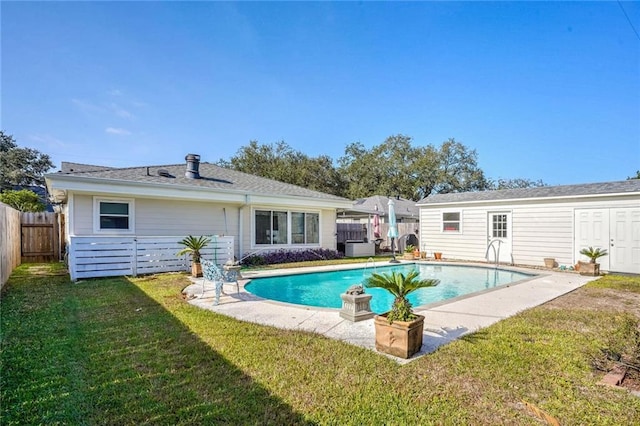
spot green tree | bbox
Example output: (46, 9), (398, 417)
(432, 138), (490, 194)
(219, 140), (346, 196)
(0, 189), (46, 212)
(0, 131), (54, 191)
(338, 135), (421, 200)
(338, 135), (488, 200)
(628, 170), (640, 180)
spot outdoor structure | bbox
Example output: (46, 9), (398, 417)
(336, 195), (420, 255)
(337, 195), (419, 224)
(417, 180), (640, 274)
(45, 154), (353, 280)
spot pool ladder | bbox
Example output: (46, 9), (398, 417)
(485, 239), (502, 268)
(363, 257), (377, 279)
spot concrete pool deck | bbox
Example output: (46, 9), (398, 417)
(183, 261), (598, 363)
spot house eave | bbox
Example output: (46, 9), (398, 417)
(45, 174), (353, 209)
(416, 191), (640, 208)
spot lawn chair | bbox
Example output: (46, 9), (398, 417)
(201, 259), (240, 305)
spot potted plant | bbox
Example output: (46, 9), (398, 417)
(403, 244), (416, 260)
(177, 235), (211, 277)
(578, 246), (608, 276)
(364, 270), (439, 358)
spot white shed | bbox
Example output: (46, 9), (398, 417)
(417, 180), (640, 274)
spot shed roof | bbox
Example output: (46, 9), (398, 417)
(417, 180), (640, 205)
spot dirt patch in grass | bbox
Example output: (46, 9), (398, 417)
(544, 285), (640, 394)
(544, 287), (640, 319)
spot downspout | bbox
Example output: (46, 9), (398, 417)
(67, 193), (75, 280)
(238, 194), (250, 261)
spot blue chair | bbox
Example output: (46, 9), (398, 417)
(201, 259), (240, 305)
(201, 259), (223, 305)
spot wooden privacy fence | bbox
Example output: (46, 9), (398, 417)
(1, 203), (21, 288)
(68, 235), (235, 281)
(21, 212), (62, 263)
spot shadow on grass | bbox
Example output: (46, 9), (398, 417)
(1, 264), (314, 425)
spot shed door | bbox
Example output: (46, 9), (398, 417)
(609, 208), (640, 274)
(487, 212), (512, 264)
(575, 209), (610, 270)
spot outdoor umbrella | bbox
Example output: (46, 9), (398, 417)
(387, 198), (399, 263)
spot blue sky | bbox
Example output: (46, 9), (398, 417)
(2, 1), (639, 186)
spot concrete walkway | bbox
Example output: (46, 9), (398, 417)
(183, 261), (598, 364)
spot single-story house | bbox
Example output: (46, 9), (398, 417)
(416, 180), (640, 274)
(45, 154), (353, 280)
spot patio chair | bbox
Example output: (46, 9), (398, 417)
(201, 259), (223, 305)
(201, 259), (240, 305)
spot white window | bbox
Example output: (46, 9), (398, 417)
(442, 211), (461, 233)
(254, 209), (320, 246)
(292, 212), (319, 245)
(93, 198), (134, 233)
(491, 213), (508, 238)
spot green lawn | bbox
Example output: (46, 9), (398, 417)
(1, 263), (639, 425)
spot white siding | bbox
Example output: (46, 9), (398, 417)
(420, 209), (487, 262)
(419, 195), (639, 269)
(134, 198), (238, 237)
(70, 194), (240, 256)
(71, 195), (238, 237)
(70, 194), (340, 261)
(72, 194), (93, 235)
(511, 207), (574, 266)
(321, 208), (337, 250)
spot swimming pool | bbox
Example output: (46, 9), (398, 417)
(244, 263), (535, 313)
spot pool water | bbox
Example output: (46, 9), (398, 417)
(244, 263), (534, 313)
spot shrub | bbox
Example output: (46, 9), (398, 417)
(241, 248), (344, 266)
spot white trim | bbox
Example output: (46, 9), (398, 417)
(251, 207), (322, 249)
(93, 197), (135, 234)
(67, 193), (75, 238)
(46, 174), (353, 209)
(417, 192), (640, 207)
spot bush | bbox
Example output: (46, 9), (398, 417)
(241, 248), (344, 267)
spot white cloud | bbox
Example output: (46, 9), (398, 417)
(105, 127), (132, 136)
(110, 103), (134, 119)
(71, 98), (103, 113)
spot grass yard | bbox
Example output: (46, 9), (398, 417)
(1, 263), (639, 425)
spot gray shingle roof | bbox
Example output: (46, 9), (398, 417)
(418, 180), (640, 205)
(352, 195), (419, 218)
(52, 161), (349, 202)
(61, 162), (112, 173)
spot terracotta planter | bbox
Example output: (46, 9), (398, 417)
(578, 261), (600, 276)
(434, 252), (442, 260)
(544, 258), (556, 268)
(373, 313), (425, 359)
(191, 262), (203, 278)
(403, 253), (415, 260)
(413, 250), (420, 259)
